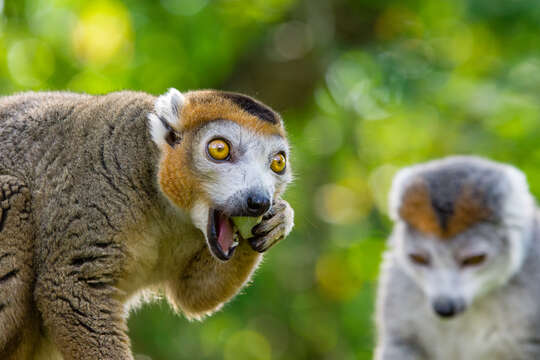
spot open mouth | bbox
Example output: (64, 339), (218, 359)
(207, 209), (241, 261)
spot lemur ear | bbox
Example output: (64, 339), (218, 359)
(388, 167), (414, 221)
(148, 88), (185, 148)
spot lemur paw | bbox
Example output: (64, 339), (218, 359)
(249, 199), (294, 253)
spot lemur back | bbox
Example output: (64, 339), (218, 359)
(0, 90), (294, 359)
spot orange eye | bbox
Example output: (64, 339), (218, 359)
(270, 153), (286, 173)
(207, 139), (230, 160)
(409, 253), (430, 266)
(460, 254), (486, 268)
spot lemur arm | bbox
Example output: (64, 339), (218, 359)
(35, 268), (132, 360)
(34, 196), (134, 360)
(166, 239), (262, 319)
(0, 176), (37, 359)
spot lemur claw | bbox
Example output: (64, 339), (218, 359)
(249, 199), (294, 253)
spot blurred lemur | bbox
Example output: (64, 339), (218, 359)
(375, 156), (540, 359)
(0, 88), (294, 359)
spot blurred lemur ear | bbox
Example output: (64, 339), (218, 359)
(148, 88), (185, 148)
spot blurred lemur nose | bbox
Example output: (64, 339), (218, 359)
(246, 192), (271, 216)
(432, 296), (466, 318)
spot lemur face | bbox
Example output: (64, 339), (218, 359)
(388, 156), (535, 318)
(149, 88), (292, 261)
(393, 222), (514, 318)
(189, 120), (291, 260)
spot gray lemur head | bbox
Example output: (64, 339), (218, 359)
(388, 156), (536, 319)
(148, 88), (292, 261)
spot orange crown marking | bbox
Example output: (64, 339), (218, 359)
(399, 179), (491, 239)
(399, 179), (443, 237)
(179, 91), (286, 138)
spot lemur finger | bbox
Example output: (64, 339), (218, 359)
(254, 199), (293, 235)
(253, 210), (284, 235)
(262, 200), (286, 220)
(250, 200), (293, 252)
(249, 225), (286, 253)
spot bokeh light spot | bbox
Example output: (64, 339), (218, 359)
(486, 96), (538, 139)
(446, 25), (474, 65)
(199, 314), (241, 357)
(326, 52), (389, 120)
(219, 0), (296, 24)
(223, 330), (271, 360)
(347, 239), (386, 283)
(272, 21), (313, 61)
(7, 39), (55, 88)
(316, 252), (362, 301)
(315, 184), (363, 224)
(303, 116), (343, 156)
(508, 58), (540, 91)
(289, 304), (339, 353)
(26, 0), (77, 48)
(161, 0), (209, 16)
(67, 70), (117, 94)
(368, 164), (399, 216)
(72, 0), (133, 65)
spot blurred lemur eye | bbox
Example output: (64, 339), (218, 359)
(270, 153), (286, 173)
(409, 253), (430, 266)
(207, 139), (230, 161)
(460, 254), (486, 268)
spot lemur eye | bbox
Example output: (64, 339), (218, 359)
(409, 253), (430, 266)
(207, 139), (230, 161)
(270, 153), (286, 173)
(460, 254), (486, 268)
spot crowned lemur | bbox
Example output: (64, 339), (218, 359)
(376, 156), (540, 360)
(0, 88), (294, 359)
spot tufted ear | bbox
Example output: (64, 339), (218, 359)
(148, 88), (185, 148)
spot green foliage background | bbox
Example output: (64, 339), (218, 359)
(2, 0), (540, 359)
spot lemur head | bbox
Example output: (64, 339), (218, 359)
(149, 88), (292, 261)
(388, 156), (536, 319)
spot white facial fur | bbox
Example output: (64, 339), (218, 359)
(188, 120), (292, 237)
(391, 223), (521, 307)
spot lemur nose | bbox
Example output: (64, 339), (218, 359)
(246, 193), (271, 216)
(432, 296), (465, 318)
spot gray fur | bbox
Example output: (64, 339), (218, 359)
(376, 156), (540, 360)
(0, 90), (294, 359)
(0, 91), (157, 359)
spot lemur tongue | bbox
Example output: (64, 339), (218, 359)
(217, 213), (234, 254)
